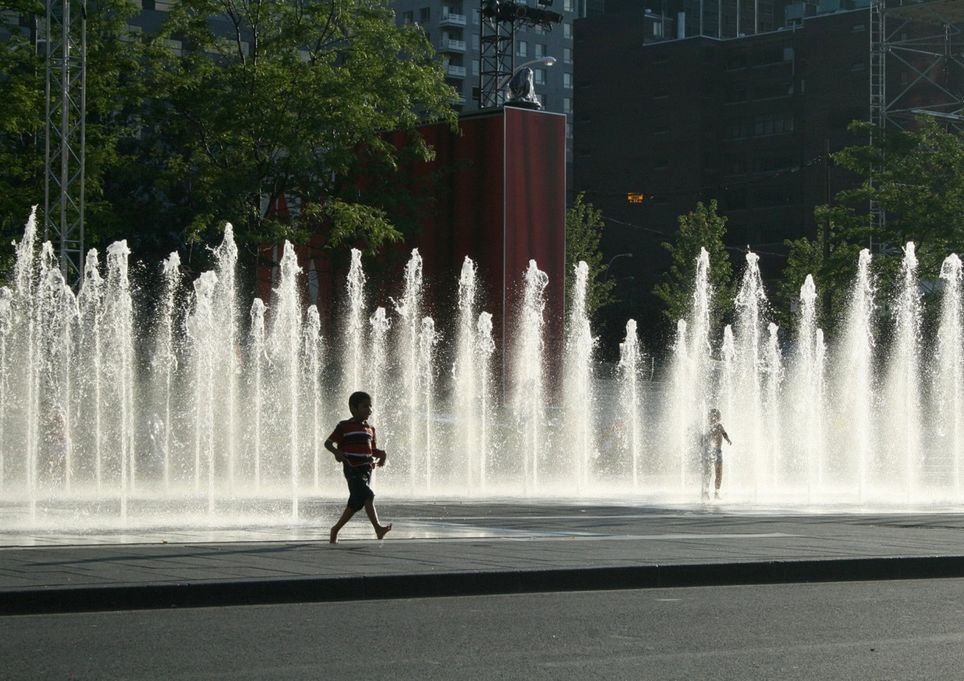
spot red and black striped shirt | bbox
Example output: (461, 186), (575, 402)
(327, 419), (380, 472)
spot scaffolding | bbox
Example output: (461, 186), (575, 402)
(479, 2), (515, 108)
(870, 0), (964, 130)
(478, 0), (562, 108)
(868, 0), (964, 238)
(42, 0), (86, 286)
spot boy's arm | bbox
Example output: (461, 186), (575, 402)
(324, 438), (343, 462)
(722, 427), (732, 446)
(372, 427), (386, 466)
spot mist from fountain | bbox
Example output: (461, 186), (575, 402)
(3, 206), (964, 532)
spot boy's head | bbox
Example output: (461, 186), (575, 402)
(349, 391), (373, 419)
(709, 408), (721, 422)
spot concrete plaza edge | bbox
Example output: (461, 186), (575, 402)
(4, 554), (964, 616)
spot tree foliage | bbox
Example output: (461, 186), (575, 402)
(112, 0), (459, 261)
(0, 1), (145, 252)
(0, 1), (459, 271)
(653, 199), (735, 330)
(565, 192), (614, 321)
(782, 117), (964, 333)
(0, 5), (45, 248)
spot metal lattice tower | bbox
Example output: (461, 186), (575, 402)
(868, 0), (964, 240)
(479, 2), (515, 108)
(478, 0), (562, 108)
(43, 0), (86, 286)
(872, 0), (964, 129)
(868, 0), (886, 235)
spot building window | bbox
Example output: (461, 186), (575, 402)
(566, 121), (573, 138)
(472, 8), (480, 24)
(564, 0), (573, 11)
(518, 40), (528, 57)
(535, 43), (545, 58)
(402, 10), (414, 24)
(563, 47), (572, 64)
(419, 7), (431, 23)
(472, 59), (479, 76)
(563, 72), (571, 89)
(563, 97), (571, 113)
(534, 68), (546, 85)
(563, 22), (571, 38)
(472, 33), (480, 49)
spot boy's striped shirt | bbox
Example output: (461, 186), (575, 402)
(328, 420), (378, 471)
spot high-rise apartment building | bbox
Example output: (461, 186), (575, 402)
(391, 0), (579, 165)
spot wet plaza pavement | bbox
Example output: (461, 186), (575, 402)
(2, 499), (964, 614)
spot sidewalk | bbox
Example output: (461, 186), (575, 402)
(3, 501), (964, 615)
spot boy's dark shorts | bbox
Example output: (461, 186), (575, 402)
(344, 468), (374, 511)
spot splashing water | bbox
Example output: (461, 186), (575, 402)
(2, 206), (964, 532)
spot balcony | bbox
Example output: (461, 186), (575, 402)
(439, 12), (467, 27)
(446, 64), (467, 78)
(439, 38), (467, 52)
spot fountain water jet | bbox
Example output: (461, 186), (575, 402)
(564, 261), (597, 491)
(616, 319), (644, 487)
(2, 207), (964, 535)
(512, 260), (549, 493)
(935, 254), (963, 496)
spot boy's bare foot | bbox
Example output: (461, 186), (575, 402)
(329, 528), (338, 544)
(375, 523), (392, 540)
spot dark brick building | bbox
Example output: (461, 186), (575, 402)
(574, 6), (872, 349)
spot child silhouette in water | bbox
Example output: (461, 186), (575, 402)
(702, 408), (732, 501)
(325, 391), (392, 543)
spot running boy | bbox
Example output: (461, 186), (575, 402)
(701, 408), (732, 500)
(325, 391), (392, 543)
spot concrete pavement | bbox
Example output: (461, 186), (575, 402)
(3, 500), (964, 615)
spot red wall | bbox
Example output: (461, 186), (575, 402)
(256, 107), (567, 387)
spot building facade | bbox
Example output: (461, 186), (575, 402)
(574, 5), (875, 347)
(390, 0), (580, 165)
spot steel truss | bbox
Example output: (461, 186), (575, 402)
(43, 0), (86, 286)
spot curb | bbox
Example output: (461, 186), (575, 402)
(4, 555), (964, 616)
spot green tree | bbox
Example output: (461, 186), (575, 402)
(565, 192), (614, 321)
(653, 199), (735, 330)
(112, 0), (459, 262)
(0, 5), (45, 249)
(781, 117), (964, 333)
(0, 1), (146, 252)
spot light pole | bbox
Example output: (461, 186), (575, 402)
(606, 252), (633, 270)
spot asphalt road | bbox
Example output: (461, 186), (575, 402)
(3, 578), (963, 681)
